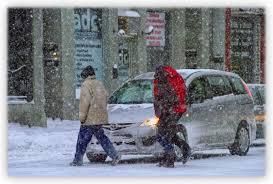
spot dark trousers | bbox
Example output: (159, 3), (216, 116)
(73, 125), (118, 161)
(157, 113), (182, 153)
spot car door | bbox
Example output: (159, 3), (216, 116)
(182, 76), (216, 150)
(228, 76), (255, 142)
(206, 75), (235, 146)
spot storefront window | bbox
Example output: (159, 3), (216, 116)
(74, 8), (102, 98)
(8, 8), (33, 102)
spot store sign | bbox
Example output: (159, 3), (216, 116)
(232, 8), (264, 14)
(145, 12), (165, 47)
(231, 18), (254, 60)
(74, 9), (102, 98)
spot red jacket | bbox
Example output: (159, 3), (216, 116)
(153, 66), (187, 117)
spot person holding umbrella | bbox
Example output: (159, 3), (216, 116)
(153, 65), (190, 168)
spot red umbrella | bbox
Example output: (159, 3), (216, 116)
(153, 65), (187, 116)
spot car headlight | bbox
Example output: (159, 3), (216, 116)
(140, 117), (160, 128)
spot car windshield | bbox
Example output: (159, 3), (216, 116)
(109, 80), (153, 104)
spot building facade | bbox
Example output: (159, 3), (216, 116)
(8, 8), (265, 126)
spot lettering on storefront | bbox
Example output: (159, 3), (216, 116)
(230, 17), (254, 82)
(145, 12), (165, 47)
(74, 9), (102, 98)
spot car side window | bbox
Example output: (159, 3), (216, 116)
(230, 77), (247, 95)
(207, 75), (233, 97)
(188, 77), (208, 104)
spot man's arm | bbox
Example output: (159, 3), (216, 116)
(79, 83), (92, 123)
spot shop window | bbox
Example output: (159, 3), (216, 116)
(74, 8), (103, 99)
(8, 8), (33, 102)
(118, 16), (129, 34)
(118, 9), (141, 35)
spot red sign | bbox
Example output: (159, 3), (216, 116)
(145, 12), (165, 47)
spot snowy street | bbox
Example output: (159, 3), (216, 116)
(8, 119), (265, 176)
(6, 6), (266, 178)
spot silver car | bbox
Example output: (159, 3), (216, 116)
(247, 84), (265, 139)
(86, 69), (256, 162)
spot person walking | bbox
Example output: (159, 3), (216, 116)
(70, 65), (121, 166)
(153, 65), (190, 168)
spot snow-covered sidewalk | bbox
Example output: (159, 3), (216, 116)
(8, 119), (265, 176)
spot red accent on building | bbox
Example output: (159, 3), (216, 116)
(260, 14), (265, 83)
(225, 8), (231, 72)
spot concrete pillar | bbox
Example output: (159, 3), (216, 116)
(200, 8), (211, 68)
(211, 8), (225, 70)
(169, 9), (186, 69)
(101, 8), (119, 94)
(31, 8), (47, 126)
(43, 9), (63, 119)
(136, 9), (148, 74)
(60, 9), (76, 120)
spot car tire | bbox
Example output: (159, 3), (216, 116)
(86, 152), (107, 163)
(229, 125), (250, 156)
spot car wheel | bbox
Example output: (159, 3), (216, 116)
(229, 125), (250, 156)
(86, 152), (107, 163)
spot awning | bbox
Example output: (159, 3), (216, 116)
(118, 9), (140, 17)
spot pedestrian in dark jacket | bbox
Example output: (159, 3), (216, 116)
(70, 65), (121, 166)
(153, 65), (189, 168)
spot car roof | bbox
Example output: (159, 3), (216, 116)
(133, 69), (239, 80)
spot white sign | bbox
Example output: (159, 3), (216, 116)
(144, 12), (165, 47)
(74, 9), (103, 98)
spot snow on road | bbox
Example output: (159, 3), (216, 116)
(8, 119), (265, 176)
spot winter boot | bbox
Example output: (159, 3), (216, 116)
(111, 154), (121, 166)
(182, 143), (191, 164)
(228, 142), (240, 155)
(69, 156), (83, 166)
(156, 153), (167, 167)
(69, 159), (83, 166)
(163, 152), (175, 168)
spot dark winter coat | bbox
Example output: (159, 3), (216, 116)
(153, 65), (187, 119)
